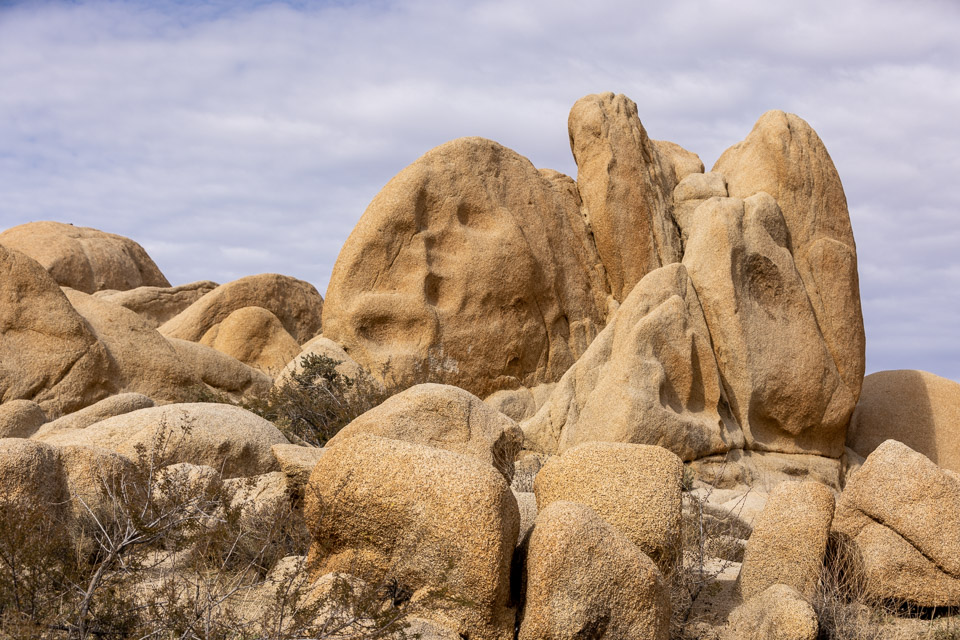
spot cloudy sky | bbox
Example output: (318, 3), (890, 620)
(1, 0), (958, 380)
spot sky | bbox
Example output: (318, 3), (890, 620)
(1, 0), (958, 381)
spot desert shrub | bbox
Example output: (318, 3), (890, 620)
(0, 417), (419, 639)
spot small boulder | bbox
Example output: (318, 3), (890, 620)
(833, 440), (960, 606)
(40, 403), (288, 479)
(519, 501), (670, 640)
(739, 481), (835, 600)
(94, 280), (218, 327)
(305, 433), (519, 640)
(274, 335), (366, 389)
(199, 306), (301, 376)
(722, 584), (818, 640)
(0, 221), (170, 294)
(158, 273), (323, 345)
(0, 400), (47, 438)
(533, 441), (683, 569)
(326, 384), (524, 483)
(270, 443), (325, 507)
(0, 438), (68, 513)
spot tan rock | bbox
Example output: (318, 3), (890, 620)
(654, 138), (705, 188)
(0, 221), (170, 293)
(199, 306), (301, 376)
(723, 584), (818, 640)
(41, 403), (288, 479)
(533, 441), (683, 569)
(0, 438), (68, 513)
(0, 399), (47, 438)
(739, 481), (834, 600)
(568, 92), (682, 302)
(274, 335), (366, 389)
(848, 370), (960, 473)
(713, 111), (864, 403)
(0, 244), (116, 415)
(305, 433), (519, 640)
(484, 383), (556, 423)
(327, 383), (523, 482)
(224, 471), (289, 524)
(322, 137), (608, 398)
(33, 392), (155, 439)
(57, 444), (135, 533)
(519, 501), (670, 640)
(522, 263), (742, 461)
(513, 490), (537, 545)
(270, 443), (324, 506)
(672, 172), (728, 245)
(833, 440), (960, 606)
(63, 288), (199, 403)
(167, 338), (272, 400)
(94, 280), (218, 327)
(159, 273), (323, 345)
(680, 194), (854, 456)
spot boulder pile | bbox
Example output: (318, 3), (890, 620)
(2, 92), (958, 638)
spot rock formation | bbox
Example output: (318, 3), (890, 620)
(0, 221), (170, 293)
(322, 137), (609, 398)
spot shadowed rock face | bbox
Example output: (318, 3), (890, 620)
(322, 137), (609, 398)
(0, 221), (170, 294)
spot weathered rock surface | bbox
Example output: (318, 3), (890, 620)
(58, 444), (135, 532)
(0, 221), (170, 294)
(159, 273), (323, 345)
(680, 193), (854, 456)
(33, 392), (155, 439)
(833, 440), (960, 606)
(41, 404), (288, 479)
(94, 280), (218, 327)
(672, 172), (728, 245)
(305, 433), (519, 640)
(483, 383), (556, 423)
(519, 501), (669, 640)
(167, 338), (272, 400)
(723, 584), (818, 640)
(654, 138), (705, 187)
(322, 137), (608, 398)
(1, 244), (115, 415)
(199, 305), (301, 376)
(568, 92), (684, 302)
(739, 481), (835, 600)
(533, 442), (682, 569)
(713, 111), (864, 404)
(270, 443), (324, 507)
(63, 288), (199, 402)
(848, 370), (960, 473)
(327, 383), (523, 482)
(0, 438), (68, 514)
(523, 263), (742, 461)
(0, 399), (47, 438)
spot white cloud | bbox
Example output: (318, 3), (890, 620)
(0, 0), (958, 379)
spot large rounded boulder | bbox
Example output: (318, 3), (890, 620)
(305, 433), (520, 640)
(159, 273), (324, 346)
(0, 221), (170, 293)
(322, 137), (609, 398)
(0, 244), (116, 415)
